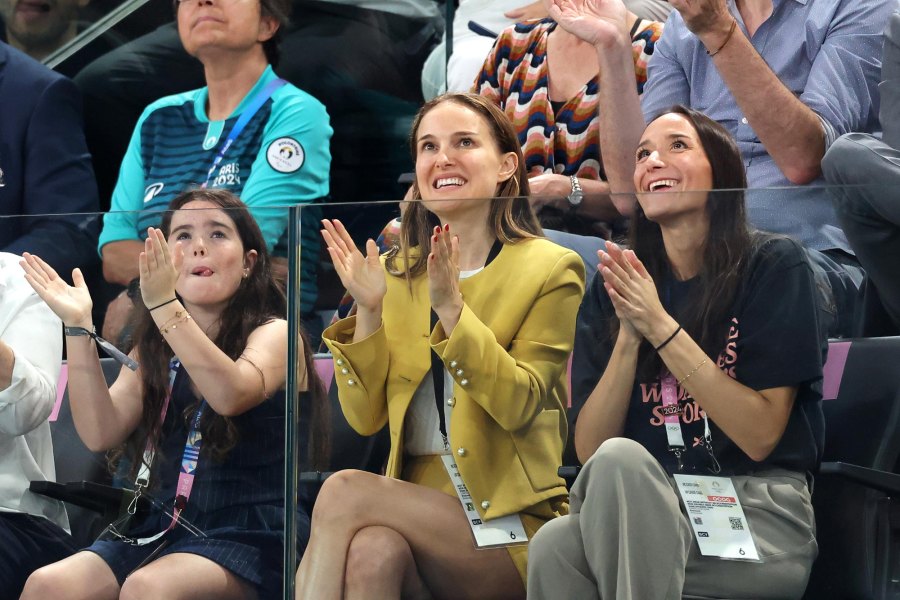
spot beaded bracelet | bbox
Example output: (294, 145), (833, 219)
(707, 19), (737, 57)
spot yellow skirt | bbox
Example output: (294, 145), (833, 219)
(401, 454), (567, 585)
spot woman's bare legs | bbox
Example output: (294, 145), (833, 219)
(20, 551), (120, 600)
(20, 550), (258, 600)
(343, 526), (432, 600)
(118, 552), (258, 600)
(295, 469), (525, 600)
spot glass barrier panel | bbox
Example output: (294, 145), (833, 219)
(2, 181), (897, 596)
(0, 205), (297, 597)
(290, 183), (898, 591)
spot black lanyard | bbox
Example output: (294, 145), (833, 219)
(429, 239), (503, 444)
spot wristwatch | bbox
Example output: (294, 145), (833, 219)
(567, 175), (584, 212)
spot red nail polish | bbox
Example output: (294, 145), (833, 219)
(444, 224), (449, 232)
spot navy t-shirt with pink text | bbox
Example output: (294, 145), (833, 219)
(571, 236), (826, 475)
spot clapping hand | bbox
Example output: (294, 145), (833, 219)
(139, 227), (181, 309)
(21, 253), (93, 328)
(321, 219), (387, 313)
(598, 242), (668, 340)
(428, 224), (463, 322)
(547, 0), (629, 48)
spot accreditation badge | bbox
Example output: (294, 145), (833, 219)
(440, 455), (528, 548)
(673, 474), (760, 561)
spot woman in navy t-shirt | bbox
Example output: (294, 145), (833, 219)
(528, 106), (825, 599)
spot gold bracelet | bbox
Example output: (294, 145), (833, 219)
(677, 358), (708, 386)
(707, 19), (737, 57)
(159, 310), (192, 334)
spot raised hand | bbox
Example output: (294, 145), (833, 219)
(427, 225), (463, 322)
(21, 253), (93, 328)
(598, 242), (668, 340)
(547, 0), (629, 48)
(668, 0), (732, 37)
(321, 219), (387, 313)
(139, 227), (180, 309)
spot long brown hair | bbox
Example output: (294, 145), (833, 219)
(626, 106), (766, 378)
(120, 189), (330, 479)
(386, 93), (542, 278)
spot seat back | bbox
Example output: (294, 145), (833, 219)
(820, 338), (900, 468)
(49, 358), (122, 547)
(805, 337), (900, 600)
(297, 355), (390, 509)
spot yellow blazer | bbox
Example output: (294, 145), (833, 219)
(322, 237), (585, 521)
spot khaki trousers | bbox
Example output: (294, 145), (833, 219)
(527, 438), (817, 599)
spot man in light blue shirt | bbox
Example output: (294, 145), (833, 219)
(547, 0), (895, 337)
(639, 0), (889, 254)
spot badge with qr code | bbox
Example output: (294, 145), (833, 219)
(440, 455), (528, 548)
(673, 475), (760, 561)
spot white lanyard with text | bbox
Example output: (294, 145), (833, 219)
(201, 78), (287, 188)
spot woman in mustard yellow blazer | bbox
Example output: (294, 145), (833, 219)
(295, 92), (585, 600)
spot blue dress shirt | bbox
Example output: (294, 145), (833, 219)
(641, 0), (894, 252)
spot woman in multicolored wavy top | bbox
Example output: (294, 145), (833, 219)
(474, 0), (662, 226)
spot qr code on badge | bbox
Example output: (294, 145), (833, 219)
(729, 517), (744, 531)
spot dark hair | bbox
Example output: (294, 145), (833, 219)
(174, 0), (290, 66)
(119, 188), (330, 480)
(387, 92), (542, 278)
(627, 105), (761, 378)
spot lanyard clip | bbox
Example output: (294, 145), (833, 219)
(703, 438), (722, 474)
(128, 483), (144, 515)
(671, 447), (685, 472)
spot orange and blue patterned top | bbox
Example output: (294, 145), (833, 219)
(474, 18), (663, 181)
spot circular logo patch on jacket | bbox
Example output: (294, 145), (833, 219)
(267, 138), (305, 173)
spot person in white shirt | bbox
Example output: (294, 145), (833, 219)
(0, 252), (75, 597)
